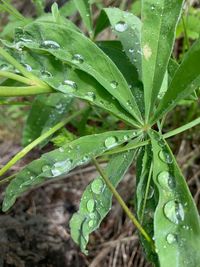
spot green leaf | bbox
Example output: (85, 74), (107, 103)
(152, 38), (200, 124)
(14, 21), (143, 124)
(141, 0), (184, 121)
(74, 0), (93, 35)
(103, 8), (142, 78)
(22, 93), (72, 146)
(149, 130), (200, 267)
(59, 0), (77, 17)
(70, 148), (137, 254)
(135, 145), (158, 264)
(2, 129), (140, 211)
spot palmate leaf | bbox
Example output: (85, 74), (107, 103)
(141, 0), (184, 121)
(22, 93), (72, 146)
(73, 0), (93, 35)
(13, 21), (143, 124)
(103, 8), (142, 78)
(148, 130), (200, 267)
(2, 129), (140, 212)
(152, 37), (200, 124)
(70, 148), (137, 254)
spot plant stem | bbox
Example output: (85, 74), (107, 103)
(0, 108), (88, 177)
(0, 101), (31, 106)
(0, 85), (53, 96)
(0, 71), (33, 85)
(181, 16), (190, 51)
(105, 116), (200, 155)
(0, 174), (16, 185)
(92, 158), (155, 250)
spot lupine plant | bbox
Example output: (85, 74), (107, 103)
(0, 0), (200, 266)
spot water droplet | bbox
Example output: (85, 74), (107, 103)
(80, 155), (90, 164)
(104, 136), (118, 149)
(129, 48), (134, 53)
(123, 135), (129, 141)
(157, 171), (176, 190)
(40, 70), (52, 78)
(114, 21), (128, 32)
(22, 63), (32, 72)
(86, 199), (95, 213)
(0, 63), (9, 70)
(164, 200), (185, 224)
(147, 186), (154, 199)
(151, 5), (155, 11)
(51, 159), (72, 176)
(126, 100), (133, 110)
(88, 220), (94, 228)
(166, 233), (177, 244)
(58, 80), (77, 93)
(85, 92), (96, 101)
(159, 150), (173, 164)
(91, 178), (104, 194)
(72, 54), (84, 64)
(110, 81), (118, 89)
(40, 40), (60, 49)
(42, 165), (51, 172)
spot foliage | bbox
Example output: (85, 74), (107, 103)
(0, 1), (200, 266)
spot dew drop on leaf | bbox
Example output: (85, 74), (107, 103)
(85, 92), (96, 101)
(88, 220), (94, 228)
(147, 186), (154, 199)
(51, 159), (72, 176)
(159, 150), (173, 164)
(22, 63), (32, 72)
(86, 199), (95, 213)
(40, 40), (60, 49)
(166, 233), (177, 244)
(91, 179), (104, 194)
(40, 70), (52, 78)
(110, 81), (118, 89)
(58, 80), (77, 93)
(157, 171), (176, 190)
(42, 165), (51, 172)
(164, 200), (185, 224)
(72, 54), (84, 64)
(114, 21), (128, 32)
(104, 136), (118, 149)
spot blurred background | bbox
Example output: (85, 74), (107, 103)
(0, 1), (200, 266)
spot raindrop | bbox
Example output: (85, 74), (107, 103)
(88, 220), (94, 228)
(104, 136), (118, 149)
(23, 63), (32, 72)
(85, 92), (96, 101)
(58, 80), (77, 93)
(42, 165), (51, 172)
(123, 135), (129, 141)
(114, 21), (128, 32)
(126, 100), (133, 110)
(110, 81), (118, 89)
(151, 5), (155, 11)
(147, 186), (154, 199)
(86, 199), (95, 213)
(40, 70), (52, 78)
(164, 200), (185, 224)
(91, 178), (104, 194)
(51, 159), (72, 176)
(72, 54), (84, 64)
(157, 171), (176, 190)
(129, 48), (134, 53)
(40, 40), (60, 49)
(166, 233), (177, 244)
(159, 150), (173, 164)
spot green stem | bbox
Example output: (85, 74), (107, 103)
(0, 101), (31, 106)
(0, 71), (33, 85)
(92, 158), (155, 250)
(106, 117), (200, 155)
(0, 0), (25, 20)
(0, 108), (87, 177)
(181, 16), (190, 51)
(0, 85), (53, 96)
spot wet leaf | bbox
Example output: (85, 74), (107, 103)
(141, 0), (184, 121)
(149, 130), (200, 267)
(70, 148), (137, 254)
(3, 130), (140, 211)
